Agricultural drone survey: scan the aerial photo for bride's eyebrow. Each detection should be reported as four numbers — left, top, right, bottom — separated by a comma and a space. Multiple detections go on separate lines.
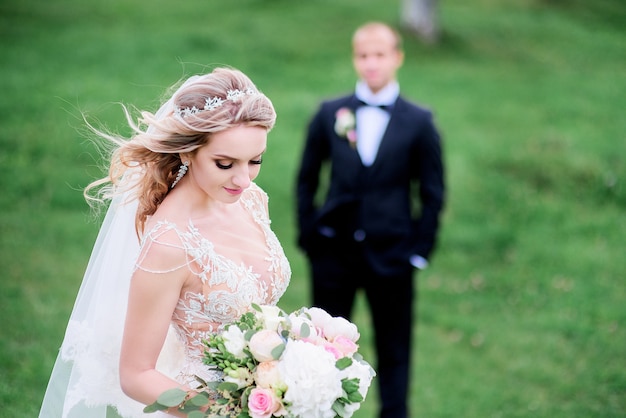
213, 153, 235, 159
212, 151, 265, 160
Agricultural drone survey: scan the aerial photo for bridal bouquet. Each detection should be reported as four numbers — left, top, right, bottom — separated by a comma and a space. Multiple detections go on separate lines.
145, 304, 375, 418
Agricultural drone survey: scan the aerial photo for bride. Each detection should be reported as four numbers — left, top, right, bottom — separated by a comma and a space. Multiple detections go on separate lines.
38, 67, 291, 417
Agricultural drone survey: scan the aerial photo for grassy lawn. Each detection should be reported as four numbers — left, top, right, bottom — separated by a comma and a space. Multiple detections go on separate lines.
1, 0, 624, 416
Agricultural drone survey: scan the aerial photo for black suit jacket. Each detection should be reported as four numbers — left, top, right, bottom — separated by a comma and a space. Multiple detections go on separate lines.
296, 93, 445, 276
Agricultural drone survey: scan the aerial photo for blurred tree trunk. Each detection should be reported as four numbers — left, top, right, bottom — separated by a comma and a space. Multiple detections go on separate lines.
401, 0, 440, 43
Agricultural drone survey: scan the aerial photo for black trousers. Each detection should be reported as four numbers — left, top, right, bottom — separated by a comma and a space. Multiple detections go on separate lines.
309, 243, 415, 418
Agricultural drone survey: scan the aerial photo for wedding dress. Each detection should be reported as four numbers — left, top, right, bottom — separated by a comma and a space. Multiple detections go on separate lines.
38, 182, 291, 418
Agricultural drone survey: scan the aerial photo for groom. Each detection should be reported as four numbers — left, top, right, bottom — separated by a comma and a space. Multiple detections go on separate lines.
295, 22, 445, 417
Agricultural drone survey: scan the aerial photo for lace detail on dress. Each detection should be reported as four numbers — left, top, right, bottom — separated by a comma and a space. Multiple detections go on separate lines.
135, 183, 291, 385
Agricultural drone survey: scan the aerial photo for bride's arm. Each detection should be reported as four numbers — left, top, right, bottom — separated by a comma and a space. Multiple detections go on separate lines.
119, 237, 190, 415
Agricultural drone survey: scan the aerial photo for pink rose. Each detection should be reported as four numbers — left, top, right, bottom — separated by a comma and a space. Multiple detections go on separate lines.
249, 330, 284, 362
346, 129, 357, 144
323, 342, 343, 360
332, 335, 358, 357
248, 387, 285, 418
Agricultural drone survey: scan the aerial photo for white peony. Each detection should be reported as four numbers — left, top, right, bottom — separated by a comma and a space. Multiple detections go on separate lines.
323, 316, 360, 342
306, 307, 333, 330
278, 340, 343, 418
222, 325, 247, 359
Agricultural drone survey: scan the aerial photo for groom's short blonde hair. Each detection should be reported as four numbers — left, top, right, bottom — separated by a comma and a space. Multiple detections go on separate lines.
353, 22, 404, 52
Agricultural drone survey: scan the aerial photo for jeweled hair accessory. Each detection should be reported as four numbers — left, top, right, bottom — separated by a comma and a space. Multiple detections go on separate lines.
174, 88, 257, 117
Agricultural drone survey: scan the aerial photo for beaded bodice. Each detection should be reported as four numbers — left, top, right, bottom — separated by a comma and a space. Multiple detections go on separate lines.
135, 183, 291, 363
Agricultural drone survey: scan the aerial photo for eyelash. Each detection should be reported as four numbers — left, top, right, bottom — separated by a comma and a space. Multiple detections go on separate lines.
215, 159, 263, 170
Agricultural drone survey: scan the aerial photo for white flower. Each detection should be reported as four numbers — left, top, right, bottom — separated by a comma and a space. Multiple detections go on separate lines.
336, 359, 376, 417
222, 325, 247, 359
154, 306, 374, 418
286, 312, 317, 339
306, 307, 333, 330
256, 305, 284, 331
324, 316, 360, 343
334, 108, 356, 136
249, 329, 284, 362
278, 340, 343, 418
334, 107, 357, 148
340, 358, 376, 400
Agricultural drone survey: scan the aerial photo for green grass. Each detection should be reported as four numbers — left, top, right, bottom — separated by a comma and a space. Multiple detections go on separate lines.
1, 0, 625, 416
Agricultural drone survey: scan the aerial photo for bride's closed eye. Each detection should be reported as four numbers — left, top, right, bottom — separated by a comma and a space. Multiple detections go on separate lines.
216, 161, 233, 169
215, 158, 263, 170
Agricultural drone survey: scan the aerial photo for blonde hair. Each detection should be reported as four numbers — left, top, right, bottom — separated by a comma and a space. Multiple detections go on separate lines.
353, 21, 403, 51
84, 67, 276, 235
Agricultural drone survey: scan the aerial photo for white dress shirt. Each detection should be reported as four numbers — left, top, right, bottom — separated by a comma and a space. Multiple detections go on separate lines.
355, 80, 400, 166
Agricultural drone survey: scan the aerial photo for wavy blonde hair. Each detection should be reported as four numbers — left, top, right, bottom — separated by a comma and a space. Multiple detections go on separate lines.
84, 67, 276, 235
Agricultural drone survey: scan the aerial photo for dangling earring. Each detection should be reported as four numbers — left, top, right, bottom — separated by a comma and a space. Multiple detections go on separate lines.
171, 161, 189, 188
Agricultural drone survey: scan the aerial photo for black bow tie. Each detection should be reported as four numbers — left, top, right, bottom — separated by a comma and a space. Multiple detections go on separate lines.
357, 100, 393, 112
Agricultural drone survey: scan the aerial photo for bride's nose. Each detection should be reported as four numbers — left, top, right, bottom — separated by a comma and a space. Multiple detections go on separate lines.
231, 166, 251, 189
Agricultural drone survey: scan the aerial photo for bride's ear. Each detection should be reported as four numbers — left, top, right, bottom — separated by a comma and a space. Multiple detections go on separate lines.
178, 153, 191, 164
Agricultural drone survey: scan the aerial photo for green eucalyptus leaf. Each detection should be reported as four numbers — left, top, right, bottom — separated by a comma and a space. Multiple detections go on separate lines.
205, 381, 221, 390
156, 388, 188, 407
300, 322, 311, 338
143, 402, 168, 413
187, 392, 210, 406
217, 381, 240, 392
244, 329, 256, 341
271, 342, 286, 359
179, 404, 201, 413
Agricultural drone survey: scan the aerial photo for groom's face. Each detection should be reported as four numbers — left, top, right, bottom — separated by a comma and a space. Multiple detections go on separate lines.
352, 26, 404, 93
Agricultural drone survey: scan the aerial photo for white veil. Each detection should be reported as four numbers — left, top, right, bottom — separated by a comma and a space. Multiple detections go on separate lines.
39, 194, 144, 418
37, 77, 200, 418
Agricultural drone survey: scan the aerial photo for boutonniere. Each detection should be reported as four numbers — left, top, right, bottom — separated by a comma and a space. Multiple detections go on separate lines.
334, 107, 357, 149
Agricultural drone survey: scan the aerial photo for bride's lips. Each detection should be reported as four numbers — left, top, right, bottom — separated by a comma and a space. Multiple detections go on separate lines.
225, 187, 243, 195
